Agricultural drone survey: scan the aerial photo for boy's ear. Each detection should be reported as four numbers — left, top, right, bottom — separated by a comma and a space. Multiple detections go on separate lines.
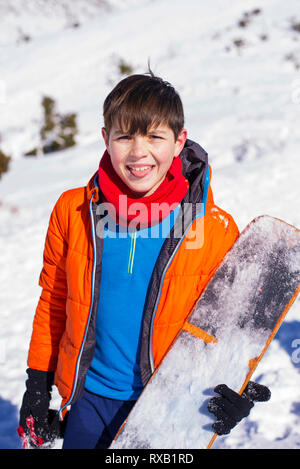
101, 127, 109, 150
174, 128, 187, 156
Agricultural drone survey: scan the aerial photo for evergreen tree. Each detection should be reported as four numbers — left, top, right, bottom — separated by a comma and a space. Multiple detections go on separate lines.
0, 148, 11, 179
25, 96, 78, 157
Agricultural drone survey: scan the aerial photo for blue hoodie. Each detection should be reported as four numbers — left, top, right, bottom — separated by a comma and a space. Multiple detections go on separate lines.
85, 205, 180, 400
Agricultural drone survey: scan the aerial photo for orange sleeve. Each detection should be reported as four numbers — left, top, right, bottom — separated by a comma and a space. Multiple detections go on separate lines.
27, 194, 68, 371
206, 209, 240, 282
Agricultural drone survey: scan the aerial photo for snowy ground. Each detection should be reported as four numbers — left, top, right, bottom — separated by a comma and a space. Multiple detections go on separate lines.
0, 0, 299, 449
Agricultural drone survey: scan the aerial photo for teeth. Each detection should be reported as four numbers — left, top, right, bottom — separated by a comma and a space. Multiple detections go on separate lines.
129, 166, 152, 171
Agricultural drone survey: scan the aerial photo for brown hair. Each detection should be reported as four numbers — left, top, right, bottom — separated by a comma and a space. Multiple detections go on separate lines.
103, 71, 184, 141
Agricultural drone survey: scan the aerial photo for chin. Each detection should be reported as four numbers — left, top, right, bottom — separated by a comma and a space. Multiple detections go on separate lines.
126, 180, 154, 194
130, 187, 151, 196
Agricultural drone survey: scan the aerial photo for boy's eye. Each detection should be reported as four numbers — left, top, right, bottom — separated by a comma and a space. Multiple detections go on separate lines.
149, 135, 162, 139
117, 135, 131, 140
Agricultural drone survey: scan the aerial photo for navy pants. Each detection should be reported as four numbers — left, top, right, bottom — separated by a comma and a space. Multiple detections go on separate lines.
62, 389, 136, 449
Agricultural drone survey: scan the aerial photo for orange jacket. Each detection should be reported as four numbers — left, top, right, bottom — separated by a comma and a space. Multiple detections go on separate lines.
27, 140, 239, 418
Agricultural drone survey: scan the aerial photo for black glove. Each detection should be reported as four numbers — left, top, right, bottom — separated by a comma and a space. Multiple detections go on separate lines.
207, 381, 271, 435
17, 368, 60, 448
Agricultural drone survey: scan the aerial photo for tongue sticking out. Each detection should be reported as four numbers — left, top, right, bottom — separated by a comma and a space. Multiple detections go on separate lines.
127, 166, 154, 178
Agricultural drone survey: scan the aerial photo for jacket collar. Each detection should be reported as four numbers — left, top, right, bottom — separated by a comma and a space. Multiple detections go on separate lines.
180, 139, 209, 205
86, 170, 100, 202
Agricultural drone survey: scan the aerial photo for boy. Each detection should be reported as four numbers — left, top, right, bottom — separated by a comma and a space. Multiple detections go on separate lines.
18, 72, 270, 449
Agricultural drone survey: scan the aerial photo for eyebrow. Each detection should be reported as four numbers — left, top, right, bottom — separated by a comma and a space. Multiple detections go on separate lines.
112, 129, 126, 136
112, 127, 168, 137
148, 128, 168, 135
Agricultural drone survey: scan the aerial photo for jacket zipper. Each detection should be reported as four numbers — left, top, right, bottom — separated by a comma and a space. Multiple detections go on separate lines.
128, 229, 137, 274
148, 165, 210, 373
58, 194, 97, 419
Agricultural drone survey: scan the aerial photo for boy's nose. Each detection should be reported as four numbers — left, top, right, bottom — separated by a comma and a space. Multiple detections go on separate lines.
129, 136, 148, 158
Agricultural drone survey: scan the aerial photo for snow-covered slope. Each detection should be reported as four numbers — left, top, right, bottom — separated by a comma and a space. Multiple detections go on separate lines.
0, 0, 299, 449
0, 0, 153, 46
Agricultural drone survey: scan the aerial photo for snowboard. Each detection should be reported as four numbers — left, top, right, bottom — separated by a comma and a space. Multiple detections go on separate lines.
110, 215, 300, 449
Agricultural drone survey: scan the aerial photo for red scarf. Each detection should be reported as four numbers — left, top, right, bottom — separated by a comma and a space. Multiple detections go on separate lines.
98, 150, 189, 228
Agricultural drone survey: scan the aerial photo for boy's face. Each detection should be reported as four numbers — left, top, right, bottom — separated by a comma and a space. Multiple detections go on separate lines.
101, 124, 187, 196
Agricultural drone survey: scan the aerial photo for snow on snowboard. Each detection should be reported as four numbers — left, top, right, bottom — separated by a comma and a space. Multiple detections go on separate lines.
110, 215, 300, 449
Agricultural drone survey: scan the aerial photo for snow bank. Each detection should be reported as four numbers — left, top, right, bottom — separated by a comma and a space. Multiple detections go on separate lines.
0, 0, 299, 449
